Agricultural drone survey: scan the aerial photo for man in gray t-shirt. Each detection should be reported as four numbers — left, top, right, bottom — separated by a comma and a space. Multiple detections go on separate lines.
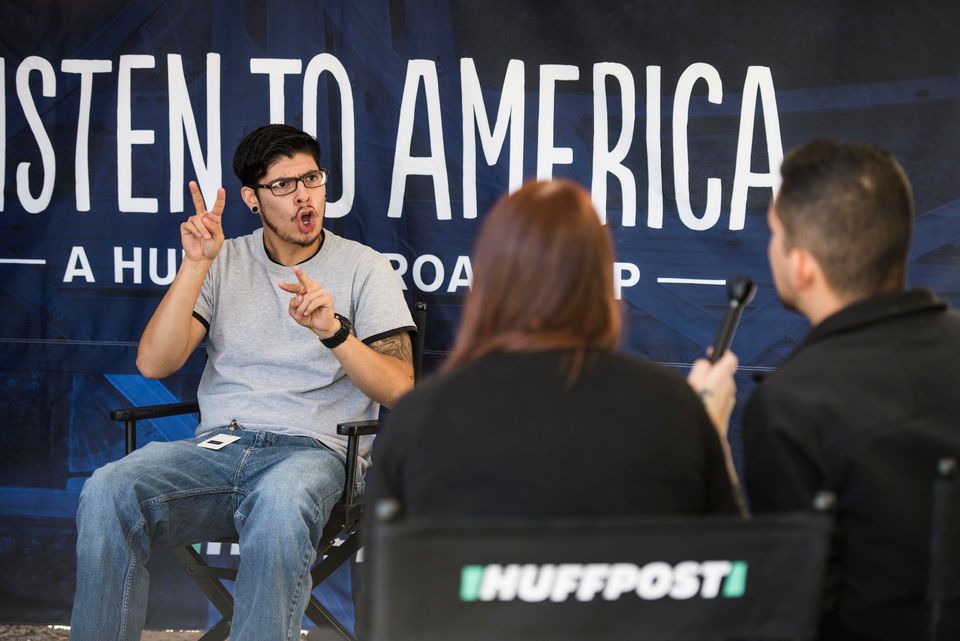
70, 125, 414, 641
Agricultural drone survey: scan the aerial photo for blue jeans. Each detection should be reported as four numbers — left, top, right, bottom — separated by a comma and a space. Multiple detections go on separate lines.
70, 426, 346, 641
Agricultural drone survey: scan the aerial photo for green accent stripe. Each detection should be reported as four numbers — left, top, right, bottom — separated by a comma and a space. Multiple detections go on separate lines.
722, 561, 748, 598
460, 565, 484, 601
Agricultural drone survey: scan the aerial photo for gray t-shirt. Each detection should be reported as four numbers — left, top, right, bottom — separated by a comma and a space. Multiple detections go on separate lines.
193, 228, 414, 470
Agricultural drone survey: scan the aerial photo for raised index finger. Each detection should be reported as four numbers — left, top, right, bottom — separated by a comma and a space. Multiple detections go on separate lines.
293, 266, 312, 287
188, 181, 208, 216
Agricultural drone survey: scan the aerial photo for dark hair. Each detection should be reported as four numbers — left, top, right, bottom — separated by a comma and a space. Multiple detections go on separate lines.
775, 139, 914, 297
232, 124, 322, 185
444, 180, 621, 371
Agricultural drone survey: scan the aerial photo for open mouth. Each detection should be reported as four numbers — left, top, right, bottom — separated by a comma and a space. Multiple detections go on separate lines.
296, 209, 316, 234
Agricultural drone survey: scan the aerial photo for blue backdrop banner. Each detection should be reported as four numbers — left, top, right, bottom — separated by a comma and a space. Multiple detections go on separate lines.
1, 0, 958, 627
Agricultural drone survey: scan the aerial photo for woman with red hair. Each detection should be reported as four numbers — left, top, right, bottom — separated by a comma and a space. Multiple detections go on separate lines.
368, 180, 739, 517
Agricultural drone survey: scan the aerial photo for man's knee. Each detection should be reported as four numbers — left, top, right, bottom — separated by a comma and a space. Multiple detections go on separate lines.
77, 459, 142, 523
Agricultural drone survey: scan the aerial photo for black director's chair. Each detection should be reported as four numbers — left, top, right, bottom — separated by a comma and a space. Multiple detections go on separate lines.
366, 493, 835, 641
110, 302, 426, 641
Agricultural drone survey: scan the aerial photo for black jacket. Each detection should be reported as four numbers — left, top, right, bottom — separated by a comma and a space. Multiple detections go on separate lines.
369, 349, 738, 518
743, 288, 960, 641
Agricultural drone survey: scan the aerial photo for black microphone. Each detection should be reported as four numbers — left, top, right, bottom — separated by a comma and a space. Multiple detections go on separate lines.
710, 276, 757, 363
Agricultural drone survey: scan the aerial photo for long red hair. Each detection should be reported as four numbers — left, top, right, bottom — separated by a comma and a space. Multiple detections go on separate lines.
444, 180, 621, 371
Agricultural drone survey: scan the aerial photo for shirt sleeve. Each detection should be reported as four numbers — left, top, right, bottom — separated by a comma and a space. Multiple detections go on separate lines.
351, 252, 416, 342
743, 384, 826, 512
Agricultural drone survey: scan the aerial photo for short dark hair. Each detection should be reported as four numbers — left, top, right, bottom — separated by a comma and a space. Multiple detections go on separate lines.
232, 124, 322, 186
775, 139, 914, 297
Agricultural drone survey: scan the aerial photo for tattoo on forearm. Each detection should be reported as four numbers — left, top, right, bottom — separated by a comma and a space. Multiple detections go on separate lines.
371, 333, 412, 363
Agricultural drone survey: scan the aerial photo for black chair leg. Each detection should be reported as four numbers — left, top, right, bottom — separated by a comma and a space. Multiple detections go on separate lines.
306, 529, 363, 640
171, 545, 234, 641
305, 597, 359, 641
198, 618, 232, 641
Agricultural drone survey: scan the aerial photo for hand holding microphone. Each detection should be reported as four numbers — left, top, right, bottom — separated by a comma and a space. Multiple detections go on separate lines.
710, 275, 757, 363
688, 276, 755, 502
688, 276, 756, 435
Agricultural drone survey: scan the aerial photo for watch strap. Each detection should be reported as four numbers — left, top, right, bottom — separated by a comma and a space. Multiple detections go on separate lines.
320, 313, 352, 349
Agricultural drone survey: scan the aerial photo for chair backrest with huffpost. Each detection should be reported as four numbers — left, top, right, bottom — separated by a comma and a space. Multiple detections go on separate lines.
367, 496, 834, 641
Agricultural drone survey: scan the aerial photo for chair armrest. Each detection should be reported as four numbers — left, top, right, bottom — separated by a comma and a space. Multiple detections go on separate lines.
336, 419, 381, 437
111, 401, 200, 455
337, 419, 382, 506
111, 401, 200, 422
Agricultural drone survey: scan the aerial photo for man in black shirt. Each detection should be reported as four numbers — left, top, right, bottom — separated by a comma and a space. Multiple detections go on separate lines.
743, 139, 960, 641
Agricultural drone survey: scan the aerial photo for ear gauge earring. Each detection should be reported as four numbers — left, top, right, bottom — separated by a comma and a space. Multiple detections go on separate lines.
252, 206, 259, 214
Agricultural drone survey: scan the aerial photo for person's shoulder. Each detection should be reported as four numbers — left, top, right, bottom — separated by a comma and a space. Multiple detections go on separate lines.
384, 367, 461, 436
392, 356, 501, 413
324, 230, 389, 263
743, 359, 818, 441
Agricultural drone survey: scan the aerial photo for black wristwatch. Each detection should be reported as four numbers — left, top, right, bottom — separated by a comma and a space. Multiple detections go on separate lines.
320, 313, 352, 349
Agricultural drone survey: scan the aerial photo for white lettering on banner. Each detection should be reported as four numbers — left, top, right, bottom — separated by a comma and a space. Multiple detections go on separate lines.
117, 55, 157, 213
168, 54, 221, 214
384, 253, 640, 299
673, 63, 724, 231
113, 246, 187, 284
63, 246, 95, 283
61, 59, 113, 212
16, 56, 57, 214
592, 63, 636, 226
461, 58, 525, 219
645, 66, 664, 229
536, 64, 579, 180
60, 245, 183, 285
114, 246, 142, 284
387, 252, 475, 293
148, 247, 178, 285
447, 255, 473, 292
411, 254, 444, 292
614, 262, 641, 300
302, 53, 355, 218
388, 60, 452, 220
1, 54, 781, 233
249, 58, 303, 124
730, 66, 783, 230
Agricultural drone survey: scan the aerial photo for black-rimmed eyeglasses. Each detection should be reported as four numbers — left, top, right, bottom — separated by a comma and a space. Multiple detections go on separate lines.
250, 169, 328, 197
